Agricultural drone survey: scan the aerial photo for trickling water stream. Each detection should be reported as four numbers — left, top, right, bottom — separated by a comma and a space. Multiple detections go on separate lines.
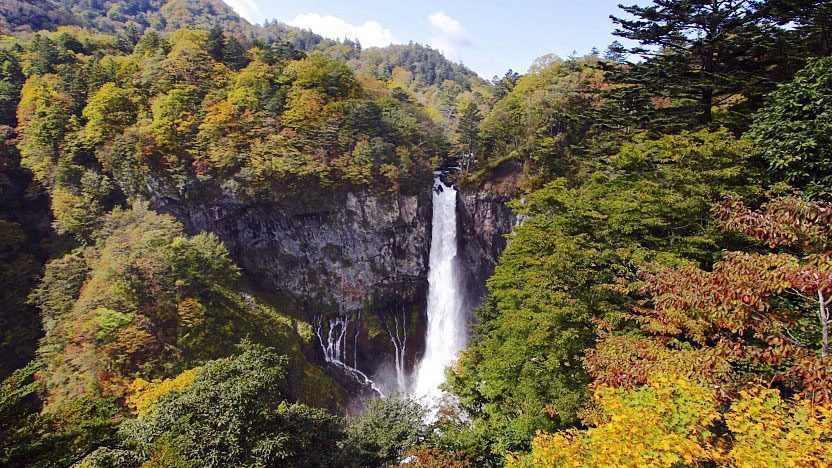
412, 175, 467, 410
315, 315, 385, 397
386, 311, 409, 393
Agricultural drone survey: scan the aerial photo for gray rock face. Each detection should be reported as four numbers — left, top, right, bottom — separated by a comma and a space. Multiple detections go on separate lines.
457, 187, 517, 310
156, 190, 432, 319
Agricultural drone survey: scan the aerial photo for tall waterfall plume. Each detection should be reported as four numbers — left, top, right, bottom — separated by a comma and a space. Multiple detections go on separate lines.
412, 175, 467, 408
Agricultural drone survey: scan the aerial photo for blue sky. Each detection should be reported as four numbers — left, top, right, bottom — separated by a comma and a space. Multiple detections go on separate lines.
224, 0, 636, 79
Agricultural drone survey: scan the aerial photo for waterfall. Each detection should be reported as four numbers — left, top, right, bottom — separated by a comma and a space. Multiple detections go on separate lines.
412, 175, 467, 410
315, 315, 384, 397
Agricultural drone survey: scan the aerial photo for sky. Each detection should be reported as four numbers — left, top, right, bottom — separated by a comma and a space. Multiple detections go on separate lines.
223, 0, 636, 79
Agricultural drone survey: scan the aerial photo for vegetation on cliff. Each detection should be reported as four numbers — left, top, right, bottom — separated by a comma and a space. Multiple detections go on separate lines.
11, 26, 444, 242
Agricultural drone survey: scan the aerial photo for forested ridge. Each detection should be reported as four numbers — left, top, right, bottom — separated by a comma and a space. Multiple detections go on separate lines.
2, 0, 832, 467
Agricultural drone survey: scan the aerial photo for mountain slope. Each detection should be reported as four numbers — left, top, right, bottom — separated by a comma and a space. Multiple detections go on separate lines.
1, 0, 251, 35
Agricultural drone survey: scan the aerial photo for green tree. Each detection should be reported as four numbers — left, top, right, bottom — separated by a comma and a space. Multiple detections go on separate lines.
82, 82, 137, 145
477, 57, 603, 179
16, 73, 76, 187
611, 0, 792, 125
284, 52, 359, 100
457, 101, 481, 169
0, 362, 42, 465
748, 57, 832, 197
115, 342, 347, 468
0, 220, 41, 377
0, 48, 24, 126
205, 24, 226, 62
1, 363, 120, 468
492, 69, 520, 100
771, 0, 832, 56
344, 397, 428, 466
448, 129, 756, 459
222, 36, 248, 71
23, 34, 61, 76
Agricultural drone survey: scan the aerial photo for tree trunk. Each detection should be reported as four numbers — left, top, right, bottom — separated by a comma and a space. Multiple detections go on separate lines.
699, 42, 715, 125
701, 87, 713, 125
819, 290, 829, 357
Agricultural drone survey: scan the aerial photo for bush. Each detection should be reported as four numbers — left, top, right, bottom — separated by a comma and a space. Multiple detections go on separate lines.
118, 342, 347, 467
344, 397, 428, 466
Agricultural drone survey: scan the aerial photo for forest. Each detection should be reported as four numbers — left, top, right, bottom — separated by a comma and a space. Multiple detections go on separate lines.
1, 0, 832, 467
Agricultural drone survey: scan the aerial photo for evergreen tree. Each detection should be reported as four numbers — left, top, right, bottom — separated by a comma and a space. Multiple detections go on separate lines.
771, 0, 832, 55
134, 30, 165, 56
115, 23, 141, 53
206, 24, 226, 62
0, 49, 23, 126
610, 0, 792, 125
492, 69, 520, 100
603, 40, 626, 64
265, 41, 305, 65
223, 36, 248, 70
457, 102, 481, 170
25, 34, 60, 76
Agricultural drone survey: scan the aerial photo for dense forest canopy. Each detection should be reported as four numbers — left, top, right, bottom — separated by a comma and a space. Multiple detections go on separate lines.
2, 0, 832, 467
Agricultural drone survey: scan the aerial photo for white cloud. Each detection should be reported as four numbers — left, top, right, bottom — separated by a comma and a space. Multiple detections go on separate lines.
427, 11, 472, 59
428, 11, 465, 37
288, 13, 396, 48
224, 0, 262, 24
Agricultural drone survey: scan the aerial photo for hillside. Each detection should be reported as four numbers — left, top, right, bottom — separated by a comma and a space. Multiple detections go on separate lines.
1, 0, 246, 35
1, 0, 489, 139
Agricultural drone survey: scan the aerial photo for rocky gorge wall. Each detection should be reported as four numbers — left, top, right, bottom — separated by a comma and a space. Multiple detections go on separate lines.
457, 160, 522, 313
457, 188, 517, 311
153, 175, 517, 396
154, 189, 430, 394
158, 190, 432, 319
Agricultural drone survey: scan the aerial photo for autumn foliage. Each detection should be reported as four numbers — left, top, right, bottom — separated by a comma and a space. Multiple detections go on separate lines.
526, 195, 832, 465
513, 374, 832, 467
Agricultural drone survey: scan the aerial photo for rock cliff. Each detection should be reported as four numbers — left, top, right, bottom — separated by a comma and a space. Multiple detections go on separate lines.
154, 189, 431, 393
457, 160, 521, 311
157, 190, 432, 319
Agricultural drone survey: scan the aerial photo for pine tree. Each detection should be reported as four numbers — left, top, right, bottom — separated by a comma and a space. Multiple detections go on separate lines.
206, 24, 226, 62
25, 34, 60, 75
457, 102, 481, 170
223, 36, 248, 71
492, 69, 520, 100
771, 0, 832, 55
610, 0, 792, 125
603, 40, 626, 64
115, 23, 140, 53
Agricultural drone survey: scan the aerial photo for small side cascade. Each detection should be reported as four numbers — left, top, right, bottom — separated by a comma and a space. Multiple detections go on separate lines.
314, 315, 384, 397
384, 310, 408, 393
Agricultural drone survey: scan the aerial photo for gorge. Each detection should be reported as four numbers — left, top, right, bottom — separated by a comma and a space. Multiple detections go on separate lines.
153, 170, 516, 403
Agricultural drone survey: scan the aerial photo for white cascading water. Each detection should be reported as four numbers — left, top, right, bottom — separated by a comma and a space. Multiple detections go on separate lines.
315, 315, 385, 397
412, 175, 467, 410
